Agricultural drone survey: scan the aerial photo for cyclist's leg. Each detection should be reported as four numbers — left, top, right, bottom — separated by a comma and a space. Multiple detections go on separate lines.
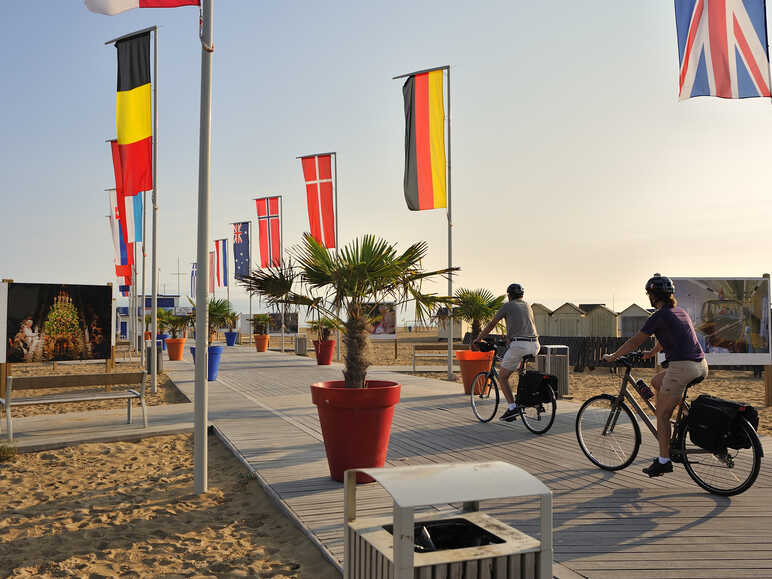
656, 361, 707, 458
499, 341, 527, 404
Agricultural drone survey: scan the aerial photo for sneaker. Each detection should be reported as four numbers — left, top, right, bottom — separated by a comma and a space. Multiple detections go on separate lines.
642, 458, 673, 477
499, 407, 519, 422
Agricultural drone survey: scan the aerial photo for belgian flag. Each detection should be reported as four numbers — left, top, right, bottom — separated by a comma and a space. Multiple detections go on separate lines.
115, 31, 152, 197
402, 70, 446, 211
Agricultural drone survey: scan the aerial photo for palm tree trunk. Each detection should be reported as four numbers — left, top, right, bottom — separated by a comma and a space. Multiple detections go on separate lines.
342, 313, 370, 387
472, 320, 481, 338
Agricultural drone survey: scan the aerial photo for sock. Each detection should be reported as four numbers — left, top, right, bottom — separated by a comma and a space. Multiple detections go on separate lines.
508, 403, 517, 411
658, 456, 670, 464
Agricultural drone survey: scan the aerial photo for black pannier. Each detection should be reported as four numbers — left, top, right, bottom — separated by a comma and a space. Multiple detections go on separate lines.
516, 371, 556, 406
688, 394, 758, 451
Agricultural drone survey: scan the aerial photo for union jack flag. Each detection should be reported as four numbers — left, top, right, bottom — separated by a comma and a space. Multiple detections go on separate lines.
675, 0, 771, 99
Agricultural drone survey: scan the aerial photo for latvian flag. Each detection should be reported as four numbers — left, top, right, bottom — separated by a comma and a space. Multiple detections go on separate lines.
214, 239, 228, 287
300, 154, 335, 248
115, 32, 153, 199
402, 69, 447, 210
85, 0, 199, 15
255, 196, 282, 267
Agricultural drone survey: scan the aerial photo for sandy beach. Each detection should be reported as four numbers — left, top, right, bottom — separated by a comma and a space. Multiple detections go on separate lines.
0, 433, 340, 578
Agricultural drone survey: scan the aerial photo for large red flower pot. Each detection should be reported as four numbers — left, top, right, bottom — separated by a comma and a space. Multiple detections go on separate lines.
310, 380, 401, 483
456, 350, 495, 395
313, 340, 336, 365
254, 334, 269, 352
166, 337, 186, 361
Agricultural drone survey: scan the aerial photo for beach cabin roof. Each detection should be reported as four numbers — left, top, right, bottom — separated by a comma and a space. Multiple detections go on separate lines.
531, 303, 552, 314
579, 303, 605, 313
584, 304, 617, 317
619, 303, 651, 317
551, 302, 585, 316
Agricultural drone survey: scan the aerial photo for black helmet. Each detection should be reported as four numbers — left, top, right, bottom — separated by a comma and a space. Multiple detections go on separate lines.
645, 273, 674, 296
507, 283, 524, 298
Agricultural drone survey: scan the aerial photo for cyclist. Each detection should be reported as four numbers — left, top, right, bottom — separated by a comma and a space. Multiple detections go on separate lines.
474, 283, 540, 422
602, 274, 708, 477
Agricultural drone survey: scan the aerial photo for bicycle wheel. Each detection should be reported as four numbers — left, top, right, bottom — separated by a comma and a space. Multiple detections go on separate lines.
681, 418, 762, 496
470, 372, 499, 422
576, 394, 641, 470
519, 384, 556, 435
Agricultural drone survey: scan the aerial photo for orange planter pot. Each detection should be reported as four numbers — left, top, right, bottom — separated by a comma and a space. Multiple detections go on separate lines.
166, 337, 186, 361
144, 331, 152, 341
254, 334, 269, 352
456, 350, 495, 395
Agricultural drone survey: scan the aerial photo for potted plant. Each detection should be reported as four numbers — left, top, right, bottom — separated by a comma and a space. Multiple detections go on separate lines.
156, 309, 172, 352
223, 311, 240, 347
143, 314, 152, 341
165, 314, 190, 361
252, 314, 271, 352
308, 316, 342, 365
453, 288, 505, 395
189, 298, 230, 381
241, 234, 454, 482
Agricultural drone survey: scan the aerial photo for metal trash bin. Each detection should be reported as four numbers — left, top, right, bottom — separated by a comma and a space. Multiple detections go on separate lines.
537, 345, 569, 397
295, 334, 308, 356
344, 461, 552, 578
145, 341, 164, 373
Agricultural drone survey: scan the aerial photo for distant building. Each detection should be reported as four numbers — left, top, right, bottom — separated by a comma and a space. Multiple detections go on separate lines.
531, 303, 552, 336
618, 304, 651, 337
550, 303, 586, 337
583, 304, 618, 337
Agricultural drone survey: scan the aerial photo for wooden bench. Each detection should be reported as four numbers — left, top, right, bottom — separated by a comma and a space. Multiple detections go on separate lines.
1, 371, 147, 441
411, 343, 470, 371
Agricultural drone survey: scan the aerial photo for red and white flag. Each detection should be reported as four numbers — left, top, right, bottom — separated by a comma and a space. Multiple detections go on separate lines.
255, 196, 282, 267
85, 0, 199, 15
300, 154, 335, 248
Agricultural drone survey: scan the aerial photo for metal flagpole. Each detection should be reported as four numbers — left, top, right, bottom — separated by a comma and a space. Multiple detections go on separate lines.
280, 195, 285, 353
194, 0, 214, 495
249, 220, 253, 343
446, 66, 453, 381
150, 27, 159, 394
334, 153, 341, 361
141, 190, 147, 367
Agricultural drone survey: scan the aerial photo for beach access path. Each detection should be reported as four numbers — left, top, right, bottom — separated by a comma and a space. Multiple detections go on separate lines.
7, 345, 772, 578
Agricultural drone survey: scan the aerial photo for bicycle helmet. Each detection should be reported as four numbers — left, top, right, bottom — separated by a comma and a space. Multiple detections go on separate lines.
507, 283, 524, 298
645, 273, 675, 296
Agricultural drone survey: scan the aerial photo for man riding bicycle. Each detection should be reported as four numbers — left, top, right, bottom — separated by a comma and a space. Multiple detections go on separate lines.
474, 283, 540, 422
602, 274, 709, 477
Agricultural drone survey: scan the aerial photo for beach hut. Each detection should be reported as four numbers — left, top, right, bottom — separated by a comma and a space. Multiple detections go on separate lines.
618, 303, 651, 337
531, 303, 552, 336
550, 303, 585, 336
580, 304, 618, 337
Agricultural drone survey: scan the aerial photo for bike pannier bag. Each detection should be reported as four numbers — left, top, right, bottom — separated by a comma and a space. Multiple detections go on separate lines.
688, 394, 758, 451
516, 371, 555, 405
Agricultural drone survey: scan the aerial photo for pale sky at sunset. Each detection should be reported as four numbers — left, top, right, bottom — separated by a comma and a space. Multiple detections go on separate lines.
2, 1, 771, 319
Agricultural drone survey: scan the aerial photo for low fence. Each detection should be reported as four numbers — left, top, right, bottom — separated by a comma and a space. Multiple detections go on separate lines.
538, 336, 655, 372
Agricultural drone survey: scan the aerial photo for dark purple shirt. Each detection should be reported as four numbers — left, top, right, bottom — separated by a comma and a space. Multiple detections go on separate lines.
640, 306, 704, 363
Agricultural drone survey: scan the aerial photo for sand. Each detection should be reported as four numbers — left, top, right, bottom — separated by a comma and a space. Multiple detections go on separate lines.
0, 433, 340, 579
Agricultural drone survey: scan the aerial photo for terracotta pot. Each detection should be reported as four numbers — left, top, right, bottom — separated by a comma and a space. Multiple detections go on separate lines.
254, 334, 269, 352
313, 339, 336, 365
166, 337, 186, 361
456, 350, 495, 395
144, 331, 152, 341
310, 380, 401, 483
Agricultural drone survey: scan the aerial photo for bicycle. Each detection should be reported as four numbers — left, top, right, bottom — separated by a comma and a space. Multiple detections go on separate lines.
575, 351, 763, 496
470, 337, 556, 434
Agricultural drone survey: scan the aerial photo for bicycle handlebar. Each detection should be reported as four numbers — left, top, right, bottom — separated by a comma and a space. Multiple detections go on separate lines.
603, 351, 645, 368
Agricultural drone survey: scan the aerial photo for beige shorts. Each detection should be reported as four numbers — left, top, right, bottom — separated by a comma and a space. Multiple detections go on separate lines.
501, 339, 540, 371
660, 359, 709, 398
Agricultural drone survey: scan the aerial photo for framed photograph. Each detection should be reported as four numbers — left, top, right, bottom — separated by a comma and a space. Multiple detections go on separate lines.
268, 312, 298, 335
365, 302, 396, 340
5, 282, 113, 363
672, 277, 770, 365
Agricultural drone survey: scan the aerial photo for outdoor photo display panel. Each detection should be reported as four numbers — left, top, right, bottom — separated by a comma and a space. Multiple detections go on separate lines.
365, 302, 396, 340
5, 283, 112, 362
673, 277, 770, 365
268, 312, 298, 334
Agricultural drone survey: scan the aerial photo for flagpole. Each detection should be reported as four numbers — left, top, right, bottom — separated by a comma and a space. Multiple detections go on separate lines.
149, 26, 159, 394
280, 195, 285, 353
141, 191, 147, 367
194, 0, 214, 495
333, 152, 341, 362
249, 220, 253, 344
446, 65, 453, 381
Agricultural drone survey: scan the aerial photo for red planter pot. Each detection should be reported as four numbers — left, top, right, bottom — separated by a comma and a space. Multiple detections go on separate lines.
310, 380, 401, 483
166, 337, 186, 361
456, 350, 495, 395
313, 340, 336, 365
254, 334, 269, 352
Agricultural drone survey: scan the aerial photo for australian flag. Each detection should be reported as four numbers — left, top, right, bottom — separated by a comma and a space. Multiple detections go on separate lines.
233, 221, 251, 279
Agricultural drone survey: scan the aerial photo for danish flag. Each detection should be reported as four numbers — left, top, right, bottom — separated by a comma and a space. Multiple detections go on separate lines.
255, 196, 282, 267
676, 0, 771, 99
300, 154, 336, 248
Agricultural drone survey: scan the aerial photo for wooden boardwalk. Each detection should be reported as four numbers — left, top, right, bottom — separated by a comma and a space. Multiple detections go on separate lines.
165, 347, 772, 579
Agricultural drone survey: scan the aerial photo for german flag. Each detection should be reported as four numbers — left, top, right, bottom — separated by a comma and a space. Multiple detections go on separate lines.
402, 70, 446, 211
115, 31, 152, 197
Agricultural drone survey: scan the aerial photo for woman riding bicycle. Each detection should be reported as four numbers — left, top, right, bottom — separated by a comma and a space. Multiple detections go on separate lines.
602, 274, 708, 477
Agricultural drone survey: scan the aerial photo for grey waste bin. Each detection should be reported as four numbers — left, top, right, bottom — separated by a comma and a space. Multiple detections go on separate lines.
537, 345, 569, 397
344, 462, 553, 579
146, 341, 164, 373
295, 334, 308, 356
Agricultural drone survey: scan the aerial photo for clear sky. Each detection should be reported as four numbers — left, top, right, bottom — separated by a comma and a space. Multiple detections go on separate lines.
2, 1, 771, 319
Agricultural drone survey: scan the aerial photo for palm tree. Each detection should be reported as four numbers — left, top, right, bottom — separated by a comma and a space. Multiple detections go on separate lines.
453, 288, 505, 338
188, 297, 234, 341
240, 234, 455, 388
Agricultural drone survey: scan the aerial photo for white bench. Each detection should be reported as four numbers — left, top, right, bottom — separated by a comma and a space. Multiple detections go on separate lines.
1, 371, 147, 441
411, 343, 470, 371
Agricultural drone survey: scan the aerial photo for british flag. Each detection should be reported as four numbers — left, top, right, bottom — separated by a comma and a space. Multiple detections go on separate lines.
675, 0, 771, 99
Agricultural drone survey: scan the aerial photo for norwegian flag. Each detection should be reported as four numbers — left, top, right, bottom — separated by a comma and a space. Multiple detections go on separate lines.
255, 196, 282, 267
676, 0, 771, 99
300, 154, 336, 248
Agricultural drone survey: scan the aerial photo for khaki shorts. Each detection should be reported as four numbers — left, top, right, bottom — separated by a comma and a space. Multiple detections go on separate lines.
501, 339, 540, 371
660, 359, 709, 398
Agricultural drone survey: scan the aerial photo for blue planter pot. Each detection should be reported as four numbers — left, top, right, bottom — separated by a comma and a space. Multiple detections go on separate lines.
224, 331, 239, 347
157, 333, 170, 351
189, 345, 224, 381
